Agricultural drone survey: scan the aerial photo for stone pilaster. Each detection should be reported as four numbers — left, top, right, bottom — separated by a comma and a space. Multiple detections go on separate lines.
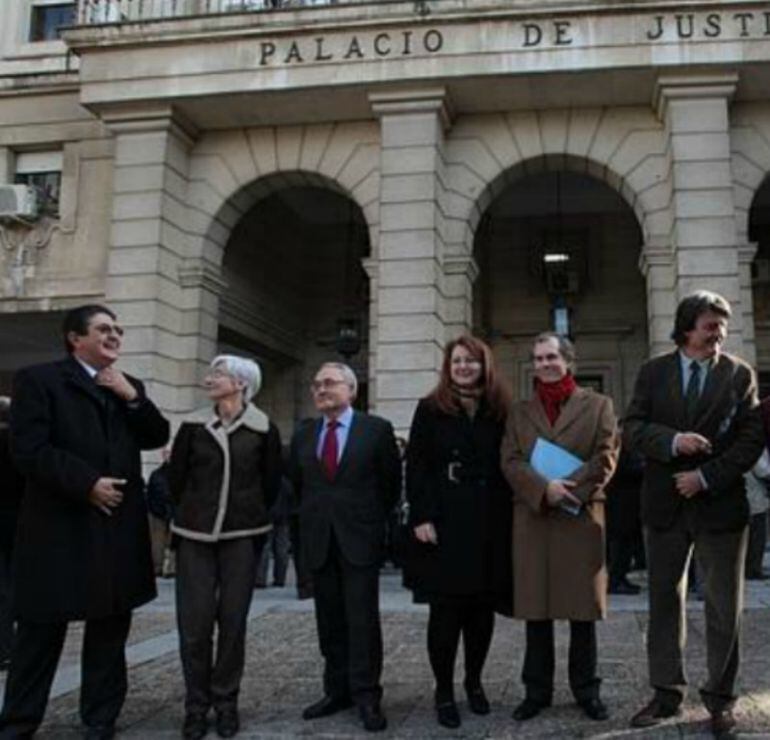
654, 74, 749, 356
103, 105, 220, 415
369, 88, 455, 432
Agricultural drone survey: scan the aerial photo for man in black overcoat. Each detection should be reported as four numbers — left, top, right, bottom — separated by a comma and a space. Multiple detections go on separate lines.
624, 291, 764, 735
0, 304, 169, 739
290, 362, 400, 733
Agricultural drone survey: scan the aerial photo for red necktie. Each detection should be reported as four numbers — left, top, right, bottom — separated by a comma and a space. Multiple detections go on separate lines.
321, 419, 339, 481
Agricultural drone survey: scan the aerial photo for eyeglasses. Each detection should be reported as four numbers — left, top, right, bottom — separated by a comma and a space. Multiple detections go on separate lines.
310, 379, 347, 392
92, 323, 124, 337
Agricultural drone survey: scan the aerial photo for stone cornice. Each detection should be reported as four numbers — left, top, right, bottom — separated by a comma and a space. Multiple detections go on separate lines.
369, 88, 453, 130
653, 72, 739, 119
101, 104, 199, 147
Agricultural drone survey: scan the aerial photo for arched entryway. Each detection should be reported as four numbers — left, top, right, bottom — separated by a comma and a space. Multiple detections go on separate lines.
748, 175, 770, 398
473, 166, 648, 411
216, 175, 370, 437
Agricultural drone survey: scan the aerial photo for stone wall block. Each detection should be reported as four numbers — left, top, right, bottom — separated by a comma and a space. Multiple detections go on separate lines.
378, 230, 437, 260
675, 218, 737, 249
539, 108, 570, 154
380, 201, 436, 230
506, 110, 543, 162
380, 146, 437, 176
379, 285, 439, 314
565, 108, 604, 158
275, 124, 304, 171
668, 99, 728, 133
376, 341, 443, 371
673, 189, 734, 219
670, 132, 730, 161
677, 248, 738, 276
378, 258, 438, 287
299, 123, 335, 172
245, 128, 278, 175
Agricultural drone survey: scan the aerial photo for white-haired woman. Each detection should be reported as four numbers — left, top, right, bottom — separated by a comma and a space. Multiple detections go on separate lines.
169, 355, 282, 740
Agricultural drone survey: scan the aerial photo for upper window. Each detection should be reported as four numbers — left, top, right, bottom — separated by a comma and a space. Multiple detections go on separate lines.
29, 3, 76, 42
14, 150, 63, 217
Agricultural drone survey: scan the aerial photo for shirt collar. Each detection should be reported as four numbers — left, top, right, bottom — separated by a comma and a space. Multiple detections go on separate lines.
74, 356, 99, 379
678, 350, 713, 373
324, 405, 354, 429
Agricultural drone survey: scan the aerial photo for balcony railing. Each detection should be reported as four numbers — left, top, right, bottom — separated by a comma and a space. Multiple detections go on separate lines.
75, 0, 374, 24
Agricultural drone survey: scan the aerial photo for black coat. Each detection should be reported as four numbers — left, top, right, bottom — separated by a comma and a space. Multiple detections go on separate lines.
0, 425, 24, 555
9, 357, 169, 621
624, 351, 764, 532
290, 411, 401, 570
405, 398, 513, 613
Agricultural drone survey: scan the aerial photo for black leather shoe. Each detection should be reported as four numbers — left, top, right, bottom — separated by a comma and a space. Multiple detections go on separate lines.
710, 708, 737, 736
359, 703, 387, 732
579, 697, 609, 721
215, 707, 239, 737
512, 698, 549, 721
465, 685, 490, 715
302, 695, 353, 720
182, 713, 208, 740
630, 697, 681, 728
83, 726, 115, 740
436, 701, 461, 728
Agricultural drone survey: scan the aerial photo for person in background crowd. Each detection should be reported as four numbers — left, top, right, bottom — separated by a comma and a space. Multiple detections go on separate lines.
0, 397, 23, 671
255, 448, 293, 588
146, 447, 175, 577
605, 444, 644, 595
744, 447, 769, 580
0, 304, 169, 740
501, 332, 619, 723
624, 291, 764, 736
290, 362, 401, 733
405, 335, 513, 729
169, 355, 282, 740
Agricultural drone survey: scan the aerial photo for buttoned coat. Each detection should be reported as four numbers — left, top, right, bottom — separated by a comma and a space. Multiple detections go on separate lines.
405, 398, 513, 613
290, 410, 401, 570
624, 351, 764, 532
501, 387, 618, 621
9, 356, 169, 622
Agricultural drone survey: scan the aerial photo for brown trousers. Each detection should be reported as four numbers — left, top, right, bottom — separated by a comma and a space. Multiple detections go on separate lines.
646, 508, 748, 713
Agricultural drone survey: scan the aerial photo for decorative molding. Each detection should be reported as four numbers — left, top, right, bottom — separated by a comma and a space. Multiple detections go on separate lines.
102, 104, 199, 149
653, 73, 739, 121
442, 254, 479, 282
0, 216, 60, 296
369, 87, 454, 131
737, 241, 758, 264
638, 244, 674, 276
177, 261, 228, 293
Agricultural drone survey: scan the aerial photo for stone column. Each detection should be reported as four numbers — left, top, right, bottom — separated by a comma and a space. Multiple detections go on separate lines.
369, 88, 458, 433
103, 105, 222, 416
654, 74, 750, 357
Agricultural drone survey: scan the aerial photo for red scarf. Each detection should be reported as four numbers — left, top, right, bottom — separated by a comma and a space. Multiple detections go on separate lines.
535, 374, 578, 426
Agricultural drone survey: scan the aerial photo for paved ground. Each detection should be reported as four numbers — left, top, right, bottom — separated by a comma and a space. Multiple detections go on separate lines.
4, 561, 770, 739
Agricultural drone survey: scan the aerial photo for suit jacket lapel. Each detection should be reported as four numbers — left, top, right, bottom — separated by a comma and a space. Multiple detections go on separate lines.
693, 355, 731, 429
522, 397, 552, 438
665, 352, 686, 425
61, 357, 107, 410
552, 388, 586, 437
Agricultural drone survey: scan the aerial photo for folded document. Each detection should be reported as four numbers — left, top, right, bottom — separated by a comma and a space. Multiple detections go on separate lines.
530, 437, 584, 516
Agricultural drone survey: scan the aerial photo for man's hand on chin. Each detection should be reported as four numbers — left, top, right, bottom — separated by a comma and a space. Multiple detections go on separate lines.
674, 470, 704, 498
96, 366, 138, 402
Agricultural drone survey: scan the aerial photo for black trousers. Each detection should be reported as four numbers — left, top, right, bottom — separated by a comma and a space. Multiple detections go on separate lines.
0, 612, 132, 737
745, 513, 768, 577
312, 532, 382, 705
176, 536, 261, 716
522, 620, 599, 704
427, 602, 494, 703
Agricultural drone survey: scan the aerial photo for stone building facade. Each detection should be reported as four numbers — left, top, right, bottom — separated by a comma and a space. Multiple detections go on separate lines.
1, 0, 769, 438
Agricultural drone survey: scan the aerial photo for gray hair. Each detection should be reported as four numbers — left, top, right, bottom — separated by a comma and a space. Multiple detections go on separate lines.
532, 331, 577, 371
318, 362, 358, 397
211, 355, 262, 401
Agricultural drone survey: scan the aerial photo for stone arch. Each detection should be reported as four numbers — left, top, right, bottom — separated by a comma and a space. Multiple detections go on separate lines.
183, 122, 381, 270
439, 109, 670, 260
731, 103, 770, 243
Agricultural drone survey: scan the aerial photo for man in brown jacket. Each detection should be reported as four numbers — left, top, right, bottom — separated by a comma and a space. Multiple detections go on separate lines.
624, 291, 764, 735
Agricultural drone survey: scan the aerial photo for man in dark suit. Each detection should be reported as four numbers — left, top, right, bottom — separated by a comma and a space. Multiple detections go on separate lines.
290, 362, 400, 733
624, 291, 764, 735
0, 304, 169, 739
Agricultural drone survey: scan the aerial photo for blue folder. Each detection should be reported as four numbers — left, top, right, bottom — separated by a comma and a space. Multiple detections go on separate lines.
530, 437, 584, 515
